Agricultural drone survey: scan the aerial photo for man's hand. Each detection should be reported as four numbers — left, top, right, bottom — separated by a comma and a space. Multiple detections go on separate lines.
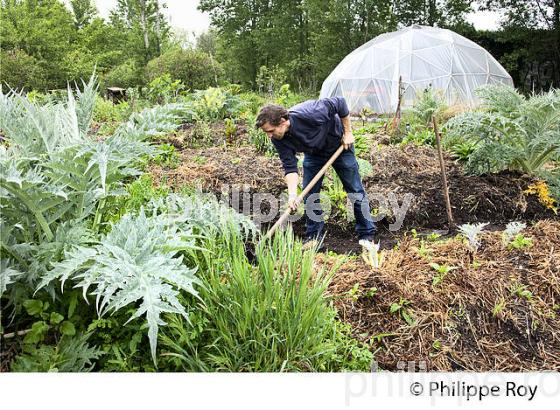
288, 193, 301, 212
342, 131, 355, 150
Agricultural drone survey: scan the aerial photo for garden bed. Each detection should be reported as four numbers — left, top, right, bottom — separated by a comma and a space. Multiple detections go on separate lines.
145, 123, 560, 372
323, 220, 560, 371
149, 143, 557, 249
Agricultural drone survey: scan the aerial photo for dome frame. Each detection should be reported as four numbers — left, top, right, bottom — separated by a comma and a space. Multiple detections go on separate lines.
320, 25, 514, 114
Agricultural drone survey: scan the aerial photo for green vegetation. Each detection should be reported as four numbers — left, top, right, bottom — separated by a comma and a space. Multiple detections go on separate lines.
444, 85, 560, 200
1, 78, 373, 372
1, 0, 559, 376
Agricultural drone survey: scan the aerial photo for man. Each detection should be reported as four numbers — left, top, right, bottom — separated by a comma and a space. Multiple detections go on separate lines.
255, 97, 376, 248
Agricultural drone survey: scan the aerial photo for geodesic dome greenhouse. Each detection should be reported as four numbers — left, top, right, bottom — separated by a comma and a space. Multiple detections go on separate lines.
320, 25, 514, 114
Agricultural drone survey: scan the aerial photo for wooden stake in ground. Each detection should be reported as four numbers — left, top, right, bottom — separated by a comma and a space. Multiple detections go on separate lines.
393, 76, 403, 131
385, 76, 404, 134
432, 115, 455, 229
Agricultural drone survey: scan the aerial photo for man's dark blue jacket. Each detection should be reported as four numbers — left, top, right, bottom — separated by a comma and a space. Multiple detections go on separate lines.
271, 97, 350, 175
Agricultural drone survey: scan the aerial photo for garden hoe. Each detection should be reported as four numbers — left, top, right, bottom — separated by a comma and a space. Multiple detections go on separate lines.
263, 144, 345, 240
244, 145, 345, 264
248, 144, 384, 269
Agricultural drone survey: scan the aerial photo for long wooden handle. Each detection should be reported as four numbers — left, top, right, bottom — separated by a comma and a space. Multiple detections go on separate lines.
264, 145, 345, 240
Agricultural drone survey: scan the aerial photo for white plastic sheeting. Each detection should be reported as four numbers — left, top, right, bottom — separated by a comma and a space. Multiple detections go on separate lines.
320, 25, 514, 114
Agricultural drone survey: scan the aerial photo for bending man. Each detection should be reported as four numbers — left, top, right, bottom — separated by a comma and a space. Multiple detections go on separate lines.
255, 97, 376, 248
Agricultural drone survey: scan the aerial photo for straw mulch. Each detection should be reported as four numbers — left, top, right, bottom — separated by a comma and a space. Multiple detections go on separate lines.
323, 220, 560, 371
149, 146, 285, 195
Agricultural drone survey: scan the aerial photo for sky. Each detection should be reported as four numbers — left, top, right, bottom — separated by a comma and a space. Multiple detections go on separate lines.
92, 0, 211, 34
89, 0, 502, 34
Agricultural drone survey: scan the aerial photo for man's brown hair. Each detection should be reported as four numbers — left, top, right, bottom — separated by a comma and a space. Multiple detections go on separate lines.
255, 104, 289, 129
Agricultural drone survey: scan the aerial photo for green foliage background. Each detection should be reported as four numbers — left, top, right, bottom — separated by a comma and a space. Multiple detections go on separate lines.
1, 1, 559, 93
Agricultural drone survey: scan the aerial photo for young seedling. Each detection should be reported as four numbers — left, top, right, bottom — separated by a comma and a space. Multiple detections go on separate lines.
429, 339, 443, 357
492, 297, 507, 317
193, 155, 207, 165
415, 240, 432, 259
348, 283, 378, 301
359, 239, 383, 268
359, 107, 374, 126
429, 262, 457, 286
365, 287, 378, 298
427, 232, 441, 242
348, 283, 361, 301
389, 298, 415, 326
369, 332, 396, 345
501, 221, 534, 250
502, 221, 527, 244
510, 283, 533, 301
458, 222, 489, 251
507, 234, 534, 250
224, 118, 237, 145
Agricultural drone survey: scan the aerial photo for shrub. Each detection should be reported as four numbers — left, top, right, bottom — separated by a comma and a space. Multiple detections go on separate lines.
145, 74, 185, 105
256, 65, 287, 95
413, 87, 447, 125
145, 48, 223, 91
190, 87, 245, 121
189, 121, 213, 147
92, 96, 131, 124
444, 85, 560, 198
103, 59, 143, 88
0, 49, 48, 91
238, 92, 266, 117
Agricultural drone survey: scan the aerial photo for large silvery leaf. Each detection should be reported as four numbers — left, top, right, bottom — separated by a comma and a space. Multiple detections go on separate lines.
38, 210, 201, 363
116, 103, 186, 142
74, 73, 98, 135
0, 259, 24, 296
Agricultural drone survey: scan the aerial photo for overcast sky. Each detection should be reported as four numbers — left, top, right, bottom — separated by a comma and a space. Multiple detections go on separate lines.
89, 0, 501, 34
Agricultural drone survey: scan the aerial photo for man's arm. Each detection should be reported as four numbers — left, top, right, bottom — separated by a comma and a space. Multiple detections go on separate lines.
340, 115, 354, 150
270, 139, 300, 211
285, 172, 300, 211
324, 97, 354, 150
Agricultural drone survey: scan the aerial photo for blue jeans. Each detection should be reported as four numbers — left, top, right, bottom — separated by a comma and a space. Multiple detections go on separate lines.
302, 148, 376, 240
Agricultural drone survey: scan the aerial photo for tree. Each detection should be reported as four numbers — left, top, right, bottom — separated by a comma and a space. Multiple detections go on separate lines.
196, 29, 218, 56
70, 0, 97, 29
392, 0, 473, 27
305, 0, 396, 86
110, 0, 170, 65
199, 0, 473, 90
479, 0, 560, 89
145, 48, 223, 89
1, 0, 78, 89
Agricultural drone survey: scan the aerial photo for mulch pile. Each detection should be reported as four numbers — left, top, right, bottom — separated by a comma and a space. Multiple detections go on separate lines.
322, 220, 560, 371
362, 144, 556, 228
150, 144, 556, 236
149, 146, 285, 195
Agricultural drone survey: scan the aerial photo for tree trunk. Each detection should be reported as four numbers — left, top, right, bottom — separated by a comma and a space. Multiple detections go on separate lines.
139, 0, 149, 59
155, 0, 161, 56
